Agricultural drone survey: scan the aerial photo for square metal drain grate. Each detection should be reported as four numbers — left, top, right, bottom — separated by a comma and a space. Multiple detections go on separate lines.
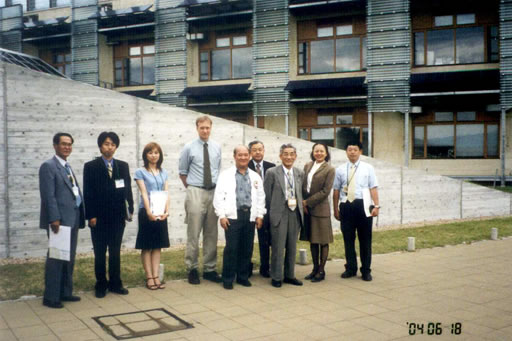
92, 308, 193, 340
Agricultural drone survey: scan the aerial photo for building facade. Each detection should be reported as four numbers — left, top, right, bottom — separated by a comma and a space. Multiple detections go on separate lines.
1, 0, 511, 180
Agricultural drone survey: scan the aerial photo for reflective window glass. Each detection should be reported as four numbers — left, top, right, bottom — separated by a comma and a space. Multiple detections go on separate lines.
211, 49, 230, 80
128, 58, 142, 85
129, 47, 141, 56
434, 15, 453, 27
312, 128, 334, 146
142, 56, 154, 85
336, 127, 360, 150
311, 40, 334, 73
414, 126, 424, 157
487, 124, 499, 157
299, 128, 309, 140
456, 14, 475, 25
457, 112, 476, 121
435, 112, 454, 122
337, 115, 353, 124
317, 27, 333, 37
216, 38, 230, 47
456, 124, 484, 157
336, 37, 360, 71
415, 32, 425, 65
427, 29, 454, 65
232, 47, 251, 78
336, 25, 353, 36
143, 45, 155, 54
427, 125, 454, 158
456, 27, 484, 64
317, 116, 333, 125
233, 36, 247, 46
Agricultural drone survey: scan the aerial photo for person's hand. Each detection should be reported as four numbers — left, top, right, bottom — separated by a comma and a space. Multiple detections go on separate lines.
302, 200, 309, 215
371, 207, 379, 217
220, 218, 230, 230
161, 212, 169, 219
50, 220, 60, 233
255, 217, 263, 229
147, 211, 158, 221
89, 218, 97, 228
334, 208, 340, 221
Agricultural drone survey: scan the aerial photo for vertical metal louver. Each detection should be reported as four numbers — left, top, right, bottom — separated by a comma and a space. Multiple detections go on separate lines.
500, 0, 512, 110
252, 0, 289, 119
155, 0, 187, 107
71, 0, 99, 85
366, 0, 410, 113
0, 5, 22, 53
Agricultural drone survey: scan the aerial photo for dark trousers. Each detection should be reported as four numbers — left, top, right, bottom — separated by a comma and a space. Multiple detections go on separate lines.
90, 222, 125, 290
256, 214, 271, 273
222, 209, 255, 283
44, 209, 79, 303
340, 200, 373, 275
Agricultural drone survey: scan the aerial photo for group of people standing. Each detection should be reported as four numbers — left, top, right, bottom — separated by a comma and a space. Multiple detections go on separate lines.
38, 115, 379, 308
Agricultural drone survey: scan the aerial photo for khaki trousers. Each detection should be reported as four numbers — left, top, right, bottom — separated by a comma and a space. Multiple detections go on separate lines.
184, 186, 218, 272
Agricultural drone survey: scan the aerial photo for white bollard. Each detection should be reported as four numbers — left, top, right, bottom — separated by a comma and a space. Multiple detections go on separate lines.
159, 263, 164, 282
407, 237, 415, 251
299, 249, 307, 265
491, 228, 498, 240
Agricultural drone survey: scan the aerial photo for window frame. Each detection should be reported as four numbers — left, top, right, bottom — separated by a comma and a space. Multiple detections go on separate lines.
413, 13, 498, 67
198, 30, 252, 81
113, 41, 155, 87
412, 110, 500, 159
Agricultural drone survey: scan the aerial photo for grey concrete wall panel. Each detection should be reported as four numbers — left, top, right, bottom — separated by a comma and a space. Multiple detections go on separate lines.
0, 62, 510, 257
253, 0, 289, 117
367, 0, 410, 113
500, 0, 512, 109
0, 5, 22, 53
155, 0, 187, 106
71, 0, 98, 86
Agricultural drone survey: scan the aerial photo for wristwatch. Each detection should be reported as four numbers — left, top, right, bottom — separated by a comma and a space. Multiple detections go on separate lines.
374, 205, 380, 209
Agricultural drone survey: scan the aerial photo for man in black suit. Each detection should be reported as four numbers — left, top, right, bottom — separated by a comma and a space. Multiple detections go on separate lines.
83, 132, 134, 298
247, 140, 275, 278
39, 133, 85, 308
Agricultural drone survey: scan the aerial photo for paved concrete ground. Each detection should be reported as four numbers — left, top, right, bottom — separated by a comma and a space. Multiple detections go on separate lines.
0, 238, 511, 341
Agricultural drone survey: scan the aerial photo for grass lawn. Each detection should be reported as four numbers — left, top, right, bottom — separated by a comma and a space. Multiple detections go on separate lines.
1, 216, 511, 301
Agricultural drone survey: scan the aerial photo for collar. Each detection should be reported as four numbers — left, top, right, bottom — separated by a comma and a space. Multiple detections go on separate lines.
282, 165, 293, 175
253, 160, 262, 167
198, 138, 209, 145
101, 156, 113, 167
55, 155, 67, 168
349, 159, 361, 167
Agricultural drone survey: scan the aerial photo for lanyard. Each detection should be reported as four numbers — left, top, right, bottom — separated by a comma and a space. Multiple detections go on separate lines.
346, 162, 359, 187
285, 170, 294, 190
149, 169, 164, 190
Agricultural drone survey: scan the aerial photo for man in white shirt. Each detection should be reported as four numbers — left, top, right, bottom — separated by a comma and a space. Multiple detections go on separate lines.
213, 145, 266, 289
247, 140, 275, 278
333, 141, 380, 281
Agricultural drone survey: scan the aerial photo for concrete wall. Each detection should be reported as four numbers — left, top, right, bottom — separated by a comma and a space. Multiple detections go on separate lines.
373, 112, 403, 165
0, 62, 510, 258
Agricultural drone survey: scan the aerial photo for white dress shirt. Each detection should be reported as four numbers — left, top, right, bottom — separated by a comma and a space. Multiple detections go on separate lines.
307, 161, 324, 193
333, 159, 378, 203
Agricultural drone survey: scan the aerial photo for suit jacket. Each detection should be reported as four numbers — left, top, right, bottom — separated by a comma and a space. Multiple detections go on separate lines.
248, 160, 275, 179
302, 161, 335, 218
83, 157, 134, 226
39, 156, 85, 230
264, 165, 304, 229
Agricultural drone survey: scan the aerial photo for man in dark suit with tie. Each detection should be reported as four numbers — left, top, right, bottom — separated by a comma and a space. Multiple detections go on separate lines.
83, 131, 134, 298
247, 140, 275, 278
39, 132, 85, 308
264, 144, 305, 288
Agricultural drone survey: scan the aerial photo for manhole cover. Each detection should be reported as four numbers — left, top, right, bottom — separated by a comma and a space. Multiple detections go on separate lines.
92, 308, 193, 340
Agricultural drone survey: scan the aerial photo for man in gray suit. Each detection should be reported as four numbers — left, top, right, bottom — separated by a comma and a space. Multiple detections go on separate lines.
264, 144, 305, 288
39, 133, 85, 308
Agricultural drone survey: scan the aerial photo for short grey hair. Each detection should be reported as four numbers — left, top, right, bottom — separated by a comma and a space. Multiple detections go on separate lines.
248, 140, 264, 150
233, 145, 250, 156
279, 143, 296, 155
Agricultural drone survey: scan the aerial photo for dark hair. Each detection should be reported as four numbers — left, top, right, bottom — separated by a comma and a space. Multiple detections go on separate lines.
344, 141, 363, 151
53, 132, 74, 145
195, 115, 212, 127
97, 131, 120, 148
279, 143, 296, 155
248, 140, 264, 150
142, 142, 164, 170
310, 143, 330, 162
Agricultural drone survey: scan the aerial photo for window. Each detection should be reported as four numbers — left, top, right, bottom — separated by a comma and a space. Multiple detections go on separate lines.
25, 0, 70, 11
114, 42, 155, 87
413, 110, 499, 159
199, 31, 252, 81
414, 13, 497, 66
298, 21, 366, 74
298, 108, 369, 155
39, 49, 71, 78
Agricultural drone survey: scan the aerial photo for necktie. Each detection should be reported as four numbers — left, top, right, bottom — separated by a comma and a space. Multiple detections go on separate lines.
203, 143, 212, 189
107, 162, 113, 179
66, 163, 82, 207
347, 164, 356, 202
287, 170, 294, 199
256, 163, 262, 178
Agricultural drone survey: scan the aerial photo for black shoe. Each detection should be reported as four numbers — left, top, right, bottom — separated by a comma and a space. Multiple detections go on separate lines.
95, 289, 106, 298
188, 269, 200, 285
311, 271, 325, 283
304, 270, 317, 280
62, 295, 81, 302
283, 277, 303, 286
341, 271, 357, 279
110, 287, 129, 295
259, 269, 270, 278
43, 299, 63, 309
223, 282, 233, 290
362, 273, 373, 281
271, 279, 282, 288
236, 279, 252, 287
203, 271, 222, 283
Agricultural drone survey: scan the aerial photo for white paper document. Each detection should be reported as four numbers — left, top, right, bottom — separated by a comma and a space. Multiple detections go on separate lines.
362, 188, 372, 218
150, 191, 168, 216
49, 225, 71, 261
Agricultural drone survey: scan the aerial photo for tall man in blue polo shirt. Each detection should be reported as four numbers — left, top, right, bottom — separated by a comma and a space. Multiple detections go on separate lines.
333, 141, 380, 281
179, 116, 222, 285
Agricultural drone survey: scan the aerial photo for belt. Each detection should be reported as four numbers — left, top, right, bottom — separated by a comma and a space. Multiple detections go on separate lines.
238, 206, 251, 212
190, 185, 216, 190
